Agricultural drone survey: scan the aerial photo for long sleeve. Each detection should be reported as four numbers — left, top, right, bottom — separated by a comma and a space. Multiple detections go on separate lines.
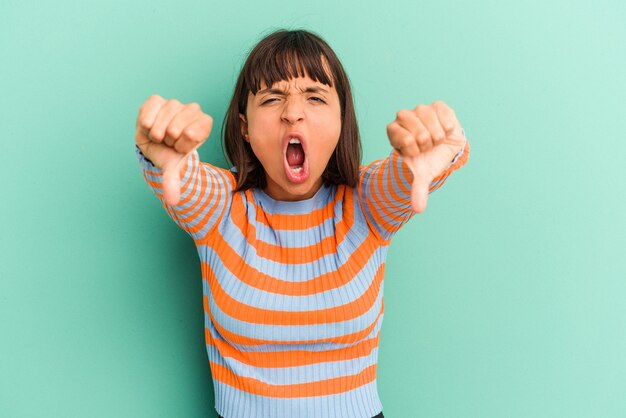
357, 136, 470, 241
135, 145, 235, 242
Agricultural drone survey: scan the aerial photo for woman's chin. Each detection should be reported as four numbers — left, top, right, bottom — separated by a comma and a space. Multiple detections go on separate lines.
266, 174, 323, 202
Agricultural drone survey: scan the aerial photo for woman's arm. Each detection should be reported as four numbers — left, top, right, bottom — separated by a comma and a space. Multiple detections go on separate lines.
136, 146, 234, 242
134, 94, 234, 242
357, 137, 469, 241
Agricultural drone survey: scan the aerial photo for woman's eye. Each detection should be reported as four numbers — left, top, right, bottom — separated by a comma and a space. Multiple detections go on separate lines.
261, 97, 325, 105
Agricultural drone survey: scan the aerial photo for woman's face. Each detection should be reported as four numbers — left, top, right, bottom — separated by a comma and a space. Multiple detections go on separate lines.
240, 74, 342, 201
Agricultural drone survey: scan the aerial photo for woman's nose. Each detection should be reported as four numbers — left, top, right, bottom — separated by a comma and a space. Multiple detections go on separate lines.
280, 99, 304, 124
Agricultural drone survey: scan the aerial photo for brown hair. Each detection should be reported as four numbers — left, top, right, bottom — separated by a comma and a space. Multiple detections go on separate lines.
221, 29, 362, 191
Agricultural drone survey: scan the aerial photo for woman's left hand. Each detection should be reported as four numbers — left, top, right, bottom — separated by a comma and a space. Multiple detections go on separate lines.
386, 100, 467, 213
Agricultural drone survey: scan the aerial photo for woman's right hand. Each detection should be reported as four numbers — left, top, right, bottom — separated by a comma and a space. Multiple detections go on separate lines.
135, 94, 213, 206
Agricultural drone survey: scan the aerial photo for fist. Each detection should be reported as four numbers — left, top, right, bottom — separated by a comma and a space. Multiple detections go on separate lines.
386, 100, 467, 213
135, 94, 213, 205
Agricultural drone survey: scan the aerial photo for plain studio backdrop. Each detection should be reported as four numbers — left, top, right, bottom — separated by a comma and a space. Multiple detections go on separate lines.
1, 0, 625, 417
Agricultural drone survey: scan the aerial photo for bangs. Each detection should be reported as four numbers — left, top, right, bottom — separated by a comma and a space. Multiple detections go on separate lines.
244, 32, 335, 94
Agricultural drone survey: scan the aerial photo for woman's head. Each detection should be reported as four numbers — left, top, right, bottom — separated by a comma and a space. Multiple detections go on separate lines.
222, 29, 361, 200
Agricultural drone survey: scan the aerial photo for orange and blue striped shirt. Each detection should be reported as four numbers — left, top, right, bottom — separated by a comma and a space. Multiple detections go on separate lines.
136, 137, 469, 418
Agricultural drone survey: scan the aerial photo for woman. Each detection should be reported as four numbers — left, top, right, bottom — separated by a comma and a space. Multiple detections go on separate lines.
135, 28, 469, 418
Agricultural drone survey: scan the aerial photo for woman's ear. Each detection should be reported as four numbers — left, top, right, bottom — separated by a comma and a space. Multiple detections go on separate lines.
239, 113, 249, 142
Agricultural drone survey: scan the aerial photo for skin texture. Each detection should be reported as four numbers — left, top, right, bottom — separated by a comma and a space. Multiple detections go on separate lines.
239, 75, 342, 202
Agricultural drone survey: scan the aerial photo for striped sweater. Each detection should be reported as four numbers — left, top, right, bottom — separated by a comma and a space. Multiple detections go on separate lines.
136, 137, 469, 418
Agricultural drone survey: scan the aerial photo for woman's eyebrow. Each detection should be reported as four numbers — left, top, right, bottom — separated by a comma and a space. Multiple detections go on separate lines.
257, 86, 329, 95
300, 86, 329, 94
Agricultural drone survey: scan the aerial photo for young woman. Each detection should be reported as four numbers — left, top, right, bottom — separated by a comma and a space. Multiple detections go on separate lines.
135, 29, 469, 418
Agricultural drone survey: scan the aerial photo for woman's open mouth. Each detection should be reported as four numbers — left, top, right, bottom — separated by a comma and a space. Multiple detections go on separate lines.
284, 136, 309, 183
